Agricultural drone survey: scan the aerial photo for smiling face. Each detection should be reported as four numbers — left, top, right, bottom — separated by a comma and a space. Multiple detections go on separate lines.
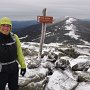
0, 24, 11, 35
0, 17, 12, 35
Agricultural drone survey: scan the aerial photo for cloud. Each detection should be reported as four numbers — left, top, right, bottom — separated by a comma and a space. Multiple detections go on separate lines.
0, 0, 90, 20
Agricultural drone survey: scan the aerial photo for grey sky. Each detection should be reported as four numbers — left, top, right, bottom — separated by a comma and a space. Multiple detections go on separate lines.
0, 0, 90, 20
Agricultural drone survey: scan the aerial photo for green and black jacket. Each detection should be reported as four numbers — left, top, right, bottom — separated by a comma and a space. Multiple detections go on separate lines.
0, 32, 26, 68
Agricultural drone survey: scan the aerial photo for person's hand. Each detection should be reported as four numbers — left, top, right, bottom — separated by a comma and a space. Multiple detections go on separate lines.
20, 68, 26, 76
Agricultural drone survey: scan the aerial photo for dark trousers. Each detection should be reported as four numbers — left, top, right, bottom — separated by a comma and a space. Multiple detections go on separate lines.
0, 62, 19, 90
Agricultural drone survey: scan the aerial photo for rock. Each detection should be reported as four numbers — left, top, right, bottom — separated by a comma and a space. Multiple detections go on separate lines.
45, 70, 78, 90
19, 67, 48, 90
75, 82, 90, 90
19, 77, 48, 90
27, 58, 41, 69
41, 61, 55, 70
48, 52, 58, 62
64, 68, 78, 81
72, 61, 90, 71
76, 71, 90, 82
55, 59, 70, 70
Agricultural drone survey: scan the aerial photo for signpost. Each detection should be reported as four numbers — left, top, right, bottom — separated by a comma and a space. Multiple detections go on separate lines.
37, 8, 53, 60
37, 16, 53, 23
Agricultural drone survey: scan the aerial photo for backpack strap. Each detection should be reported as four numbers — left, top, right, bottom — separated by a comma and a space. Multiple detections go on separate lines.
10, 32, 16, 42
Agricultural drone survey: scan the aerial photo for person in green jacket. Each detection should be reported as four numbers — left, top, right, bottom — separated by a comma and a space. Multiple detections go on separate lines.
0, 17, 26, 90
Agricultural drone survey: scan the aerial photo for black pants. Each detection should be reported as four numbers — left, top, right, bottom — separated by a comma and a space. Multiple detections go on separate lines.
0, 62, 19, 90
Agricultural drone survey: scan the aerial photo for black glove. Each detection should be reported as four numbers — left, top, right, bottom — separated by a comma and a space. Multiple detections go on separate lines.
20, 68, 26, 76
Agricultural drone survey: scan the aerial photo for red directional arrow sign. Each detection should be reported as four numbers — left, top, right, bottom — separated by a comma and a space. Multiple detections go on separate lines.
37, 16, 53, 23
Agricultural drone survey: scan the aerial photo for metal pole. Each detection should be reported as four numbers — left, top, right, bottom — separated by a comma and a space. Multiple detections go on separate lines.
38, 8, 47, 60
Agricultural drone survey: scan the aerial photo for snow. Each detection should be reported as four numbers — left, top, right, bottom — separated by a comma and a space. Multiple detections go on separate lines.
18, 41, 90, 90
64, 17, 80, 40
21, 41, 90, 70
66, 18, 77, 24
19, 35, 28, 40
69, 55, 89, 67
47, 70, 77, 90
65, 24, 75, 30
72, 45, 90, 56
75, 82, 90, 90
80, 39, 90, 45
48, 71, 63, 90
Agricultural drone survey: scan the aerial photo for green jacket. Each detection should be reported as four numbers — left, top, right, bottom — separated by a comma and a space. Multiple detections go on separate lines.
14, 34, 26, 68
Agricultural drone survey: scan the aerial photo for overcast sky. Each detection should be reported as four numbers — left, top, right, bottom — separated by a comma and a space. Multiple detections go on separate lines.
0, 0, 90, 20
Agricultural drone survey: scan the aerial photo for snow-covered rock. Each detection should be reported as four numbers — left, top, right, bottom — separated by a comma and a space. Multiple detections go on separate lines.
45, 70, 78, 90
75, 82, 90, 90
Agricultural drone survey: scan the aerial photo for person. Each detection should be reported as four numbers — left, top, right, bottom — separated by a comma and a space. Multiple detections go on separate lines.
0, 17, 26, 90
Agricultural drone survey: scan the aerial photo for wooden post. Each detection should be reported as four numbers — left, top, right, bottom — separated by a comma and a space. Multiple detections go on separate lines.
37, 8, 53, 60
38, 8, 47, 60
